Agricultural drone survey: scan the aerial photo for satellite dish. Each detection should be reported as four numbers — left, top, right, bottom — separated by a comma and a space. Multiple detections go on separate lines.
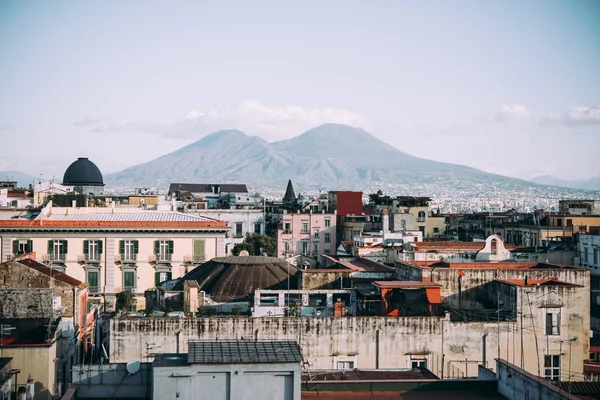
126, 359, 141, 375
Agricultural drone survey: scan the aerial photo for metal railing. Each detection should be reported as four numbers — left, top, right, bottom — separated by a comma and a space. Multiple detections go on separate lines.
78, 254, 102, 263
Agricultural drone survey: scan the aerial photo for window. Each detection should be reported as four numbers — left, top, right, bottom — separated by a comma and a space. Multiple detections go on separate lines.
283, 222, 291, 234
433, 227, 439, 234
411, 357, 427, 369
594, 248, 598, 265
584, 250, 588, 264
12, 239, 32, 255
546, 312, 561, 336
324, 233, 331, 243
302, 222, 309, 234
284, 241, 292, 253
314, 229, 320, 239
302, 240, 309, 255
47, 240, 67, 262
86, 269, 99, 294
418, 226, 425, 234
123, 270, 136, 291
324, 218, 331, 227
491, 239, 497, 256
193, 240, 205, 263
544, 355, 560, 381
83, 240, 103, 262
235, 222, 243, 238
154, 240, 173, 262
119, 240, 138, 262
591, 352, 597, 361
155, 270, 172, 286
313, 243, 318, 255
254, 223, 262, 234
324, 249, 330, 254
556, 218, 562, 227
336, 361, 354, 370
417, 211, 426, 222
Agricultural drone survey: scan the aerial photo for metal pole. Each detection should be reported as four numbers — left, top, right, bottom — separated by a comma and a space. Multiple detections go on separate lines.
497, 292, 500, 360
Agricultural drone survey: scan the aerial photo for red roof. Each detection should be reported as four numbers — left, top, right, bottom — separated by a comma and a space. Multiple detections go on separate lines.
499, 278, 579, 287
372, 281, 442, 289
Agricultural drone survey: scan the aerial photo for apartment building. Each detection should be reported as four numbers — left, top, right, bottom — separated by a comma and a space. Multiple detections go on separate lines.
0, 203, 229, 310
277, 211, 337, 258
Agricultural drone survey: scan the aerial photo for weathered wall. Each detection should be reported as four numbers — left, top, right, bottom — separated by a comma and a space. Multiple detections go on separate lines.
109, 314, 585, 380
300, 271, 349, 290
0, 289, 53, 318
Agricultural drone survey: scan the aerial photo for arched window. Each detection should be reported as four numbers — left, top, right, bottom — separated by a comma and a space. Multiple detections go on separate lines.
491, 238, 497, 255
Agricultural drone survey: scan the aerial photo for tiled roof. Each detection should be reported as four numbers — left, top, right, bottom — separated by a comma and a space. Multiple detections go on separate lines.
10, 257, 84, 288
44, 212, 216, 222
187, 341, 302, 364
411, 241, 520, 251
554, 381, 600, 395
372, 281, 443, 289
499, 278, 580, 287
169, 183, 248, 194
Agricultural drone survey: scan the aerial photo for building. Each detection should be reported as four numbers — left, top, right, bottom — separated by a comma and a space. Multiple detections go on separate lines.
169, 183, 260, 209
190, 209, 265, 255
252, 289, 357, 317
390, 197, 446, 240
575, 232, 600, 276
0, 256, 95, 399
153, 341, 302, 400
278, 211, 337, 258
33, 181, 74, 207
327, 191, 363, 216
0, 202, 229, 310
559, 199, 596, 216
62, 157, 105, 196
400, 235, 518, 263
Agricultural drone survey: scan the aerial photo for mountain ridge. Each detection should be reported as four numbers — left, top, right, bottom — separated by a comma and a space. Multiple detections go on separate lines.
104, 123, 546, 190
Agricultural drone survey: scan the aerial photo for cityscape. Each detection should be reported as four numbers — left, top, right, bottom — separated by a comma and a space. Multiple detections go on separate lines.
1, 1, 599, 400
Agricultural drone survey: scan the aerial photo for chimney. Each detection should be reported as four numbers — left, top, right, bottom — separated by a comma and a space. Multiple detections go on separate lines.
383, 209, 389, 233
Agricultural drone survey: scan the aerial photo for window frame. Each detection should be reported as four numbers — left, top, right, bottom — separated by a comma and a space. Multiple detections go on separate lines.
122, 268, 137, 292
544, 354, 560, 381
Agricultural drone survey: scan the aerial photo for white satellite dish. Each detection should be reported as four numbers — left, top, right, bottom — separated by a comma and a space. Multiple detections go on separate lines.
126, 359, 141, 375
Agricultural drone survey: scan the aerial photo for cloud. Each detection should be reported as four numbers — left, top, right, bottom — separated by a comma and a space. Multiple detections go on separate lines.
543, 105, 600, 126
492, 104, 531, 122
73, 101, 370, 141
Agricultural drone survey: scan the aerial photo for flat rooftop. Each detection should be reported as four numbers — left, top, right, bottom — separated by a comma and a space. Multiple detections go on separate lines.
397, 260, 581, 271
322, 255, 394, 273
372, 281, 443, 289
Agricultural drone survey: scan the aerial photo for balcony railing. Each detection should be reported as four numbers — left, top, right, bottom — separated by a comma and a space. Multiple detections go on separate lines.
149, 254, 172, 263
115, 254, 137, 263
78, 254, 102, 263
184, 255, 205, 263
88, 286, 100, 294
45, 253, 66, 263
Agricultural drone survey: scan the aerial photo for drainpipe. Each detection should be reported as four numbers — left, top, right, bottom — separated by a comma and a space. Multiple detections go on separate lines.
375, 329, 380, 369
482, 334, 487, 368
176, 331, 180, 354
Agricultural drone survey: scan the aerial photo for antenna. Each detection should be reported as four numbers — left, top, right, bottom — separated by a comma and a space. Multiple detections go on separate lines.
126, 359, 141, 375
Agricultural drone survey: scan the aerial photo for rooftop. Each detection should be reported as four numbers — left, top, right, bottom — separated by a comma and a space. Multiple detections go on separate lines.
305, 368, 439, 382
372, 281, 443, 289
409, 241, 520, 251
397, 260, 581, 271
169, 183, 249, 194
4, 257, 84, 288
187, 341, 302, 364
321, 255, 394, 273
498, 278, 581, 287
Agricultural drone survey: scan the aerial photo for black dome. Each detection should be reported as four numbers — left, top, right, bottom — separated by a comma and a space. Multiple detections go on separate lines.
62, 157, 104, 186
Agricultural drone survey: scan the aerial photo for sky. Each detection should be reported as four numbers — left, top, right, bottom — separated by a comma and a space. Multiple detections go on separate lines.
0, 0, 599, 182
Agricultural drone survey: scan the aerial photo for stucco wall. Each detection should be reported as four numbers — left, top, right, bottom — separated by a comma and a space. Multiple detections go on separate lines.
2, 345, 56, 400
108, 314, 586, 380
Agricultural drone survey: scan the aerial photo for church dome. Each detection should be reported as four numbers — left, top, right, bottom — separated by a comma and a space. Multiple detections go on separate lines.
62, 157, 104, 186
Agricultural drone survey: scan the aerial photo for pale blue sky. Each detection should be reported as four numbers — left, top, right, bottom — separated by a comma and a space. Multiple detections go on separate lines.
0, 1, 599, 180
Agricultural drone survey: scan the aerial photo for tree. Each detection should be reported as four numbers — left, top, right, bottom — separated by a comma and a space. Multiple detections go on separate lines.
231, 233, 277, 257
116, 291, 136, 312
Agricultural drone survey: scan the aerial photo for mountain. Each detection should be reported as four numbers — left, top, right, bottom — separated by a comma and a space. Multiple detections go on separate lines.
0, 171, 36, 188
529, 175, 600, 191
105, 124, 551, 191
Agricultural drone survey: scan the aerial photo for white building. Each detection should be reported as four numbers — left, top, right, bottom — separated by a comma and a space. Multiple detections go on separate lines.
190, 209, 265, 255
0, 202, 229, 310
153, 341, 302, 400
33, 181, 74, 206
575, 233, 600, 276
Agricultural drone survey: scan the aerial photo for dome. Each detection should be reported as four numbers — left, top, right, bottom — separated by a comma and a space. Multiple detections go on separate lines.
62, 157, 104, 186
174, 256, 299, 302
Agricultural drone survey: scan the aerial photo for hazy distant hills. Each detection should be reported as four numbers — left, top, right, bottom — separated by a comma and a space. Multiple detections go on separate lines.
0, 170, 35, 188
105, 123, 543, 191
529, 175, 600, 191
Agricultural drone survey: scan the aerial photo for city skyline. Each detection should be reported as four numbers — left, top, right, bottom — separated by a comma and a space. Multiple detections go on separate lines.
0, 1, 599, 180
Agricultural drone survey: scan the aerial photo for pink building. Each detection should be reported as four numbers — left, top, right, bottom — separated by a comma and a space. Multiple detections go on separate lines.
278, 211, 337, 258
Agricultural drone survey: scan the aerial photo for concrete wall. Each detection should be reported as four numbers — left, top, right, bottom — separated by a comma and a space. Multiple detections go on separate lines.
2, 344, 56, 400
154, 362, 300, 400
108, 314, 585, 380
70, 363, 151, 399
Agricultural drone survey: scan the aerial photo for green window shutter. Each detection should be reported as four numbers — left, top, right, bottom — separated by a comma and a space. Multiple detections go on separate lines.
27, 240, 33, 253
124, 271, 135, 288
98, 240, 103, 254
154, 240, 160, 255
83, 240, 89, 255
12, 240, 19, 255
88, 271, 98, 287
194, 240, 205, 260
47, 240, 53, 254
168, 240, 174, 254
62, 240, 68, 254
133, 240, 139, 254
166, 272, 172, 281
119, 240, 125, 254
155, 272, 161, 286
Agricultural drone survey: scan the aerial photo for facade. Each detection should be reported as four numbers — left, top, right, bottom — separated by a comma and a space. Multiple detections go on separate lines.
33, 181, 73, 206
0, 203, 229, 310
191, 209, 265, 255
253, 289, 357, 317
153, 341, 302, 400
277, 211, 337, 258
400, 235, 517, 263
327, 191, 363, 216
575, 233, 600, 276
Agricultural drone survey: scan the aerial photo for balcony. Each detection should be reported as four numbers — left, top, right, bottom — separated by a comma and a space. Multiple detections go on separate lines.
149, 254, 172, 263
78, 254, 102, 263
44, 253, 66, 263
184, 254, 205, 264
115, 254, 137, 263
88, 286, 100, 294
